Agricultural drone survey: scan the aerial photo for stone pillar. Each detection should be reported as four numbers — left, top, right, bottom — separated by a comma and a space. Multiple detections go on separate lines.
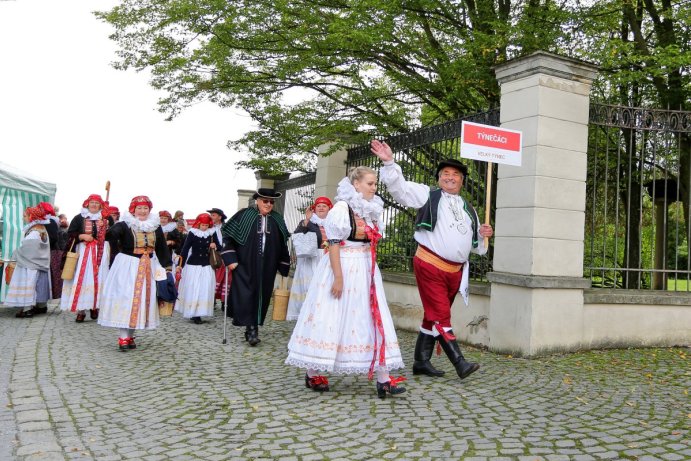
236, 189, 254, 211
487, 51, 598, 356
314, 144, 348, 200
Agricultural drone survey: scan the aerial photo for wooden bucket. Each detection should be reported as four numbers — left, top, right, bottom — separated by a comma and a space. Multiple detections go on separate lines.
159, 301, 174, 317
61, 241, 78, 280
272, 277, 290, 321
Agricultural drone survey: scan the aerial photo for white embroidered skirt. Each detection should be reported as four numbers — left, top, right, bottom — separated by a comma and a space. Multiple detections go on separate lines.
286, 245, 404, 374
97, 252, 161, 330
286, 253, 323, 321
4, 266, 39, 307
60, 241, 110, 312
174, 264, 215, 318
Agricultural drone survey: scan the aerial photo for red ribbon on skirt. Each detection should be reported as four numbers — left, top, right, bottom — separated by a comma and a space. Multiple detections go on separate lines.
70, 241, 99, 312
364, 225, 386, 380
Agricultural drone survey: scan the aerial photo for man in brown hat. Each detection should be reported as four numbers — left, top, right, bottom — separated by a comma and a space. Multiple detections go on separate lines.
220, 189, 290, 346
371, 140, 494, 382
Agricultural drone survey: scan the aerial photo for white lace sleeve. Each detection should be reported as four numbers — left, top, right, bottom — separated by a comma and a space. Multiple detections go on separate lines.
379, 162, 430, 209
323, 201, 352, 241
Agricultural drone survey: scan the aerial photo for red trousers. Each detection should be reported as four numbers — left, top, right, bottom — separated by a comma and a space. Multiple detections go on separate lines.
413, 255, 463, 331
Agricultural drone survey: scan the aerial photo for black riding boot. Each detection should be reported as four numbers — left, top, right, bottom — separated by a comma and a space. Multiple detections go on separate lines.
247, 325, 260, 346
412, 332, 445, 377
438, 331, 480, 380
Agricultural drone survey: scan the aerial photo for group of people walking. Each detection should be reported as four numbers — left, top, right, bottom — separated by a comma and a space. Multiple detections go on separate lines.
3, 141, 493, 399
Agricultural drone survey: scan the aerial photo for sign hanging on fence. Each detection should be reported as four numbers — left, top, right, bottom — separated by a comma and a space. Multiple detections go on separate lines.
460, 121, 523, 166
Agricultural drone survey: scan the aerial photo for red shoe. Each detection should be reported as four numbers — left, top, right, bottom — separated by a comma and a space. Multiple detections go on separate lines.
75, 311, 86, 323
304, 374, 329, 392
90, 308, 99, 320
118, 337, 129, 351
127, 337, 137, 350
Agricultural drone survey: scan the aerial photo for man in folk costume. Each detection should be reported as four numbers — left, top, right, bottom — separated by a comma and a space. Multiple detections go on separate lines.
5, 205, 51, 318
371, 140, 494, 380
60, 194, 112, 323
207, 207, 228, 306
38, 201, 62, 303
221, 189, 291, 346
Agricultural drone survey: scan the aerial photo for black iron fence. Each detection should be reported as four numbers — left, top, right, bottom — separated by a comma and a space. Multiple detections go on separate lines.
586, 104, 691, 291
274, 172, 316, 266
347, 109, 500, 281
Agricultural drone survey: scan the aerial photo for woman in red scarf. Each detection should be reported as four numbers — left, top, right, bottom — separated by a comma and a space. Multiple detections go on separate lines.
59, 194, 112, 322
98, 196, 172, 351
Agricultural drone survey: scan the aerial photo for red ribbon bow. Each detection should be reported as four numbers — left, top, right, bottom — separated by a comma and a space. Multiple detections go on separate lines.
310, 375, 329, 386
388, 376, 407, 387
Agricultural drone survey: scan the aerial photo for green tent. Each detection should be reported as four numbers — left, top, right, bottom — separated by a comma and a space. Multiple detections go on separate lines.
0, 161, 56, 302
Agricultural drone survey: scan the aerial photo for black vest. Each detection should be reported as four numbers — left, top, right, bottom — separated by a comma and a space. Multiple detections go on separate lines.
414, 189, 480, 248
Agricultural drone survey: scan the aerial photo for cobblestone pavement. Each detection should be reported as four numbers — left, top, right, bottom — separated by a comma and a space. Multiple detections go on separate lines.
1, 301, 688, 461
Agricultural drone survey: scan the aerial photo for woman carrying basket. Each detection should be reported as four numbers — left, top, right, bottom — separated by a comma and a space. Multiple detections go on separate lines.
97, 196, 172, 351
174, 213, 220, 324
59, 194, 112, 322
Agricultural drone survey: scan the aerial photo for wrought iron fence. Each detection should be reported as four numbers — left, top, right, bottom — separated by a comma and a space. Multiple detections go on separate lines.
274, 172, 317, 267
586, 103, 691, 291
347, 109, 500, 281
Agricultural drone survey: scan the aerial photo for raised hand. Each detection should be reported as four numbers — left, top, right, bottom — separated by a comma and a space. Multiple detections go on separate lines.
370, 139, 394, 162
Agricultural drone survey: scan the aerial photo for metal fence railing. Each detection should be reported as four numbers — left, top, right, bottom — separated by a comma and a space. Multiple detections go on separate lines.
347, 109, 500, 281
586, 104, 691, 291
274, 172, 316, 267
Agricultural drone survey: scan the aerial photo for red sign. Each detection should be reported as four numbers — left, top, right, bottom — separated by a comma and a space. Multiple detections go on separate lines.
461, 121, 522, 166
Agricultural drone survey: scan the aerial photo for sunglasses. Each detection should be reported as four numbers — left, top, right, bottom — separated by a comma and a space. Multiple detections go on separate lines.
260, 199, 275, 205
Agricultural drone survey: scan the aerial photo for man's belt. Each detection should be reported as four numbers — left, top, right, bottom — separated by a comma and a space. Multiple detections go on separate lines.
133, 248, 154, 255
415, 245, 463, 273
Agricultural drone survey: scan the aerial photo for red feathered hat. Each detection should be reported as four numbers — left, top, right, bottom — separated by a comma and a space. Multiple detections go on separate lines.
26, 205, 47, 222
159, 210, 173, 220
82, 194, 105, 209
38, 202, 56, 216
129, 195, 153, 214
192, 213, 213, 229
311, 196, 333, 210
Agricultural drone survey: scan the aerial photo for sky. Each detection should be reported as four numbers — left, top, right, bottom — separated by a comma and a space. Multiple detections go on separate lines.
0, 0, 258, 220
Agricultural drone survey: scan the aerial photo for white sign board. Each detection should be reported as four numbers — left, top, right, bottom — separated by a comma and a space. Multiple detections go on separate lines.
460, 121, 522, 166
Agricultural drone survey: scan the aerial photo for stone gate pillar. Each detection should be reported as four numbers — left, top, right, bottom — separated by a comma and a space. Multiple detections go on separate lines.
488, 51, 598, 356
314, 143, 348, 200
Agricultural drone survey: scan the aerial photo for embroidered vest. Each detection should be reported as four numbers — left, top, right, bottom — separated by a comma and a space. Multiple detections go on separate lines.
414, 188, 480, 248
347, 207, 372, 242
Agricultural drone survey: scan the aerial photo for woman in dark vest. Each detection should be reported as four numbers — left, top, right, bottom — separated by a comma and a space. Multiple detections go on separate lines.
286, 167, 406, 398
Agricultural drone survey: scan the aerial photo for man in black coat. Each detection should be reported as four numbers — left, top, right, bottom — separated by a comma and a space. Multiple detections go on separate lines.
221, 188, 290, 346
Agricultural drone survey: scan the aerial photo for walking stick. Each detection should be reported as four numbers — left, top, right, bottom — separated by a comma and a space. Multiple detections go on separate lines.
484, 163, 493, 248
222, 265, 230, 344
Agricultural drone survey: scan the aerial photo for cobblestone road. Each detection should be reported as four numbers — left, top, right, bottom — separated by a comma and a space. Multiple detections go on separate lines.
1, 301, 688, 461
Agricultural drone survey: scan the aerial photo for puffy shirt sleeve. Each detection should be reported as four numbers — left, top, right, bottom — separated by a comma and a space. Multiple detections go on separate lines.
323, 201, 352, 241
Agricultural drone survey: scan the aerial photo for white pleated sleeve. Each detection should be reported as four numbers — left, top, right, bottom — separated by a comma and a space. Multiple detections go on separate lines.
323, 201, 352, 241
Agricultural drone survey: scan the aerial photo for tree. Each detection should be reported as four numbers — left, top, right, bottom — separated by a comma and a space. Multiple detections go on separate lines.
96, 0, 569, 172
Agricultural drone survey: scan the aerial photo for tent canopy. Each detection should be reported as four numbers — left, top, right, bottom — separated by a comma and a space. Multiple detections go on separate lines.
1, 161, 57, 302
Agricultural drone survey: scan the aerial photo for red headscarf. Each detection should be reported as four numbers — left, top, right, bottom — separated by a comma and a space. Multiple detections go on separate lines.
159, 210, 173, 220
82, 194, 105, 209
311, 196, 333, 210
129, 195, 153, 214
38, 202, 56, 216
26, 205, 47, 222
192, 213, 213, 229
109, 206, 120, 214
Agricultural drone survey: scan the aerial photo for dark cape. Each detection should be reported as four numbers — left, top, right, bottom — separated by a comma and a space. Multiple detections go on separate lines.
221, 207, 290, 326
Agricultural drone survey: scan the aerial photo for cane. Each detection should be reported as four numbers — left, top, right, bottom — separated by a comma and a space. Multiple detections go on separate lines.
222, 265, 230, 344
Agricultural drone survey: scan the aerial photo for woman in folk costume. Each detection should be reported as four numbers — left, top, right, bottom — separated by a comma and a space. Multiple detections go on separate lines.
60, 194, 112, 323
98, 196, 172, 351
286, 167, 406, 399
174, 213, 220, 324
38, 201, 62, 303
286, 196, 332, 321
5, 205, 51, 318
207, 207, 228, 306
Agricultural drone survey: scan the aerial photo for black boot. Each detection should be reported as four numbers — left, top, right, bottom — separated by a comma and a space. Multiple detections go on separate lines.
438, 331, 480, 380
247, 325, 260, 346
412, 332, 445, 377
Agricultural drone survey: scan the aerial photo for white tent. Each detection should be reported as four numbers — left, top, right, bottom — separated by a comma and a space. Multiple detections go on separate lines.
0, 161, 57, 301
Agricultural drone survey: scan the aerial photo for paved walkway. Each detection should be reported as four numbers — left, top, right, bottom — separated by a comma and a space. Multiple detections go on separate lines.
0, 301, 688, 460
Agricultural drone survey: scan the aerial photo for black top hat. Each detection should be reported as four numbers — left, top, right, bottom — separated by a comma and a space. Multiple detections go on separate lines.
206, 208, 227, 221
252, 188, 283, 200
435, 158, 468, 180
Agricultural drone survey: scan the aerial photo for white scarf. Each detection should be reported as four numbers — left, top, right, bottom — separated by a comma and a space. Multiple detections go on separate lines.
80, 208, 103, 220
334, 177, 384, 226
309, 213, 328, 227
161, 222, 177, 233
189, 227, 215, 238
121, 211, 160, 232
22, 219, 50, 234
